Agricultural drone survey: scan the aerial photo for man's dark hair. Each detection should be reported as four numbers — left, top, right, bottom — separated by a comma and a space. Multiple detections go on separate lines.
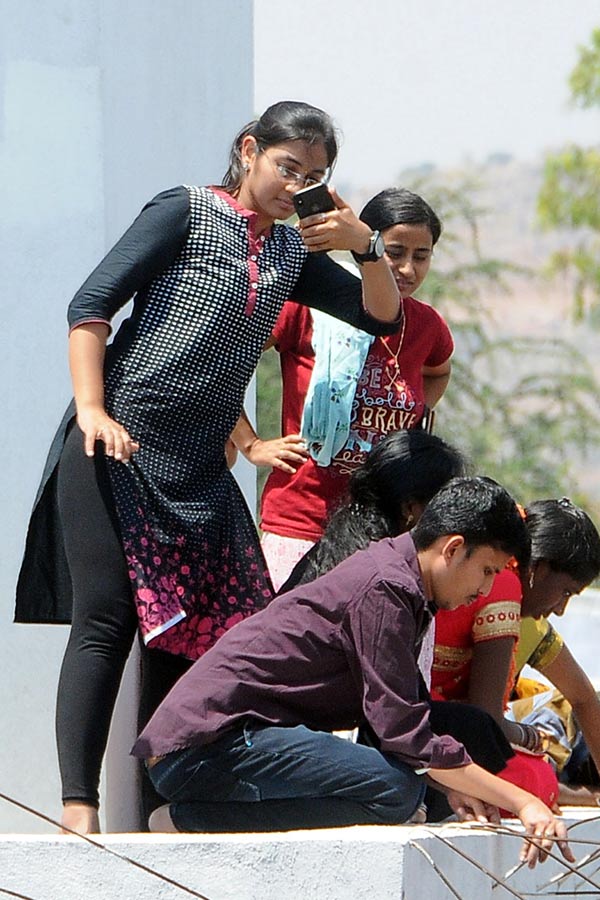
525, 498, 600, 585
412, 476, 530, 570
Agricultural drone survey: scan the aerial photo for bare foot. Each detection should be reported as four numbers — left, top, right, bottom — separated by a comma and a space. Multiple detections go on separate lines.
148, 804, 178, 832
60, 802, 100, 835
407, 803, 428, 824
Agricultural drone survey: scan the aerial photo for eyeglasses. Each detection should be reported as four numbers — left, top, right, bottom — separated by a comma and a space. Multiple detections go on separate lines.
258, 147, 330, 189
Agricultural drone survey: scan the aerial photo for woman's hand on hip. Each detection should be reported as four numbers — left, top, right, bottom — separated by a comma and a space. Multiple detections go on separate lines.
76, 406, 140, 463
297, 187, 373, 254
245, 434, 309, 473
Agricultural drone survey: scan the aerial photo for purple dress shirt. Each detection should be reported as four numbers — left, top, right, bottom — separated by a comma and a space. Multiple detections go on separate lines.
132, 533, 471, 772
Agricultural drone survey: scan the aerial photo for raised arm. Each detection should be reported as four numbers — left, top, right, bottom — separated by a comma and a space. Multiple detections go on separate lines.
296, 186, 399, 322
291, 189, 400, 331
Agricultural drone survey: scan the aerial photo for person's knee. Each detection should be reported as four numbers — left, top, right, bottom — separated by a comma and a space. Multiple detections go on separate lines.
371, 772, 426, 824
70, 600, 138, 657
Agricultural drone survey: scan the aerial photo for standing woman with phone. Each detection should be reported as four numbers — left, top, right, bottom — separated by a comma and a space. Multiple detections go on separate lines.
15, 100, 400, 834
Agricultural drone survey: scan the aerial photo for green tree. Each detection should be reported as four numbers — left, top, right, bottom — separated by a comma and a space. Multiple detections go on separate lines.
537, 28, 600, 324
405, 174, 600, 509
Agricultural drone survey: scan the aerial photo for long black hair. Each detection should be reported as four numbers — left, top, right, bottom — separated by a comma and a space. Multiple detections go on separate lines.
221, 100, 339, 194
283, 430, 466, 590
525, 498, 600, 584
360, 187, 442, 244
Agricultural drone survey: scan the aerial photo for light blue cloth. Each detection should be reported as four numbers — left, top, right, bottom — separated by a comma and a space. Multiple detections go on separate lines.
300, 308, 375, 467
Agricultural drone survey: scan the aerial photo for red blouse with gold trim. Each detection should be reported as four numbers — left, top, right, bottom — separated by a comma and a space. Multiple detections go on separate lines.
431, 569, 522, 702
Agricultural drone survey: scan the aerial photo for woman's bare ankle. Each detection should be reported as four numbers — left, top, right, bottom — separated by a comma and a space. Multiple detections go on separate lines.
60, 801, 100, 835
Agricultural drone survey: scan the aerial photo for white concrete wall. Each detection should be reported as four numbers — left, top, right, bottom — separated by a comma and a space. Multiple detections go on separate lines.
1, 813, 599, 900
0, 0, 253, 833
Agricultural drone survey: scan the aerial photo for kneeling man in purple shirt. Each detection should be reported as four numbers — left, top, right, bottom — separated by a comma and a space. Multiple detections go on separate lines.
133, 476, 574, 869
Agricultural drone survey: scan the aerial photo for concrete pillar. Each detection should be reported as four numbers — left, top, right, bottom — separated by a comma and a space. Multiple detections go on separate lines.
0, 0, 254, 833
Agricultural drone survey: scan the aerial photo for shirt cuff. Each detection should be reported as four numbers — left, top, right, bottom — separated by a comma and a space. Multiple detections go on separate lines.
68, 318, 112, 335
361, 297, 403, 326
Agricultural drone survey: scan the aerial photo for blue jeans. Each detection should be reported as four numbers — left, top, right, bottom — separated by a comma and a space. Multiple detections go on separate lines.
148, 721, 425, 832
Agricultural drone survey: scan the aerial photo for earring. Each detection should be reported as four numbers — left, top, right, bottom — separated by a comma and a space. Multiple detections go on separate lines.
528, 570, 535, 589
243, 163, 249, 172
406, 514, 414, 527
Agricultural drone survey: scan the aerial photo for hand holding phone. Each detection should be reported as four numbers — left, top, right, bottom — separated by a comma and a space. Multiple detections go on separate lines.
294, 185, 371, 258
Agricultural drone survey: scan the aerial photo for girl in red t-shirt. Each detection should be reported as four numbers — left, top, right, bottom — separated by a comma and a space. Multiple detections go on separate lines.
232, 187, 453, 593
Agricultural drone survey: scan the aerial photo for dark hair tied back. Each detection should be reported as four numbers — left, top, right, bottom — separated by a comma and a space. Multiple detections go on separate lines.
525, 498, 600, 585
360, 187, 442, 245
349, 430, 465, 522
294, 431, 466, 584
221, 101, 339, 193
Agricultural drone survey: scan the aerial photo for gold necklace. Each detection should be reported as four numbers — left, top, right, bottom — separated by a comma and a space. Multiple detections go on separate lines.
380, 299, 406, 392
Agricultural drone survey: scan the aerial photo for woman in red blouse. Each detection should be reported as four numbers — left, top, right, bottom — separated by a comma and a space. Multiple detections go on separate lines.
431, 498, 600, 805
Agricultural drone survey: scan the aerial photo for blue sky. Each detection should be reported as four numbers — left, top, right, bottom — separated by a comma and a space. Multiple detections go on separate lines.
255, 0, 599, 188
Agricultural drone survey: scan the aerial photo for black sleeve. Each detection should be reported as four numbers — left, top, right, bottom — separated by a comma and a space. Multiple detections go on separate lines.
289, 253, 400, 336
67, 186, 190, 329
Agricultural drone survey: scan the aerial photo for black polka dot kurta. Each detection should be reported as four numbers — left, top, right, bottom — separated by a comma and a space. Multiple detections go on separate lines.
15, 185, 399, 659
104, 186, 311, 656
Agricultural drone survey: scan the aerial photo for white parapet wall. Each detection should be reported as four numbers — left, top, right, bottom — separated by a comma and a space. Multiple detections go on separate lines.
1, 811, 600, 900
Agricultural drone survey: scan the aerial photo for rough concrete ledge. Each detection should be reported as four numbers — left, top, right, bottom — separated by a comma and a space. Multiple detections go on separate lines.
1, 810, 599, 900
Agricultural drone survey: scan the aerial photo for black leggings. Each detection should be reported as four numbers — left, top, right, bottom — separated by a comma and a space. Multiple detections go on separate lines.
56, 426, 190, 807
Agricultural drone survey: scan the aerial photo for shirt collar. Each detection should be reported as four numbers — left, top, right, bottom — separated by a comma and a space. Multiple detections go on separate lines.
209, 187, 273, 238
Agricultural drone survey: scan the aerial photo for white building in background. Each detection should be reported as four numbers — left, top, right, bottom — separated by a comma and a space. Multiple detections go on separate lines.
0, 0, 254, 833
